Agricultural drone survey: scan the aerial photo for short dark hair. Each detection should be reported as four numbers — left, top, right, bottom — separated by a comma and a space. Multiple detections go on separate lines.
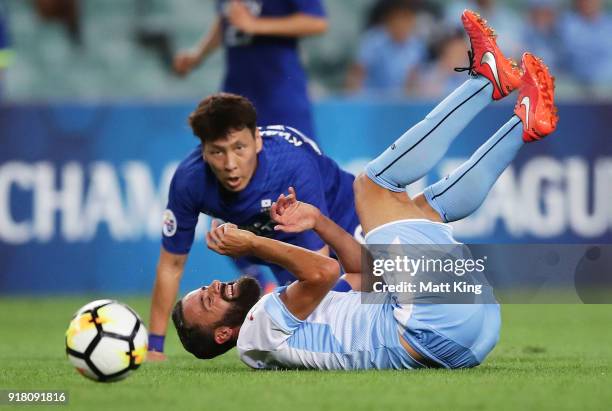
188, 93, 257, 144
367, 0, 420, 28
171, 300, 235, 360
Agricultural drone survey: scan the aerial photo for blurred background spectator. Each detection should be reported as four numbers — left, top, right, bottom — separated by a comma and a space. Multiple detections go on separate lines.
34, 0, 81, 45
561, 0, 612, 97
521, 0, 563, 76
444, 0, 523, 59
345, 0, 427, 95
407, 28, 467, 98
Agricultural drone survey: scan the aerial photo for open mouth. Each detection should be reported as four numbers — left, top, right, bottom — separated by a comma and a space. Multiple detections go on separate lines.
226, 177, 241, 189
221, 281, 237, 300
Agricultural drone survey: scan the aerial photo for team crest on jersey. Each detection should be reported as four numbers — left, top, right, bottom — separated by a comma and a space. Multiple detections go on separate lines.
162, 209, 177, 237
261, 199, 272, 208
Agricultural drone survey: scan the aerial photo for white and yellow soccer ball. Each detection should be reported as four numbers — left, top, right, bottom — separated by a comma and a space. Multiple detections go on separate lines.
65, 300, 148, 382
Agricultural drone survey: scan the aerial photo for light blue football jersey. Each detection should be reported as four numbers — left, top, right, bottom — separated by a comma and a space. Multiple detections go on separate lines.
237, 289, 421, 370
237, 219, 501, 370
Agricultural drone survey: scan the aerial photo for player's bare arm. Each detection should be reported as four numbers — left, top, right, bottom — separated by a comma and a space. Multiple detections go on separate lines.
271, 187, 362, 275
228, 0, 327, 37
206, 221, 340, 320
147, 248, 188, 361
173, 17, 223, 76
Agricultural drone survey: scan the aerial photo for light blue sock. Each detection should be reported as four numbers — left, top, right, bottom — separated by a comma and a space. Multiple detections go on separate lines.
366, 77, 493, 191
424, 116, 524, 222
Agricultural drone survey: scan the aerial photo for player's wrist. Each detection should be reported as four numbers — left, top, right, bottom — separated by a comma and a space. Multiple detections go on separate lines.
247, 233, 260, 254
148, 333, 165, 352
244, 17, 262, 35
191, 47, 207, 64
312, 208, 325, 231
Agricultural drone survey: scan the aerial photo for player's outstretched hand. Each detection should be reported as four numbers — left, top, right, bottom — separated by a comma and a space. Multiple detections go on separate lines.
206, 219, 255, 258
271, 187, 321, 234
173, 50, 201, 76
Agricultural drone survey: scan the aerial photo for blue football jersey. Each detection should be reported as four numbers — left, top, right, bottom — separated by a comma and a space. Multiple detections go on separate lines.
162, 125, 359, 281
215, 0, 325, 137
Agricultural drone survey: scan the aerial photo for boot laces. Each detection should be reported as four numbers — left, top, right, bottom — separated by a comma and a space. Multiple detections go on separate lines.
454, 50, 477, 77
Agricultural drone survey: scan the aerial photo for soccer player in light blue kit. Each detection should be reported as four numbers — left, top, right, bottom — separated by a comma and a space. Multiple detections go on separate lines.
171, 11, 558, 368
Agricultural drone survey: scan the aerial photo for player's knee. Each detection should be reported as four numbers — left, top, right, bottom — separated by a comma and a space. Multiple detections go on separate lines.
353, 173, 383, 228
353, 173, 384, 209
353, 173, 370, 204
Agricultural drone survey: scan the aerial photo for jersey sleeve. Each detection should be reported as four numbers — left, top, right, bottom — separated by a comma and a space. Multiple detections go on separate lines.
289, 0, 325, 17
161, 170, 199, 255
237, 289, 303, 369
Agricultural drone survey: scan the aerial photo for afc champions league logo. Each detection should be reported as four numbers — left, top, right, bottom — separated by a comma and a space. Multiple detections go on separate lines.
162, 209, 177, 237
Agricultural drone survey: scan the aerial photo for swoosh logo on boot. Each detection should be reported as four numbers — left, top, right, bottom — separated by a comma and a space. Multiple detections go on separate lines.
481, 51, 502, 91
520, 96, 531, 127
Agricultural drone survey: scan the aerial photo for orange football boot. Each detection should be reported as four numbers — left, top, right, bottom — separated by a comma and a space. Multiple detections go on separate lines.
459, 9, 522, 100
514, 53, 559, 142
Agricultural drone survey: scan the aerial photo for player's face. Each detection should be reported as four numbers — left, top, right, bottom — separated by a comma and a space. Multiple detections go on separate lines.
576, 0, 601, 18
181, 277, 261, 332
202, 128, 263, 192
385, 10, 416, 43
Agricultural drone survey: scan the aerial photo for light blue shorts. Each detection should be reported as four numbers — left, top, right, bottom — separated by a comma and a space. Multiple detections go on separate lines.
365, 219, 501, 369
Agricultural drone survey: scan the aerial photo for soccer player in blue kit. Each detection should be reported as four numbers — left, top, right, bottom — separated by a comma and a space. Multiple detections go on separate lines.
173, 0, 326, 138
171, 11, 559, 368
172, 0, 328, 313
147, 93, 360, 360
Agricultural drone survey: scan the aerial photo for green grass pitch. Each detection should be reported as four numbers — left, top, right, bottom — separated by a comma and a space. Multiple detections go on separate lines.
0, 297, 610, 411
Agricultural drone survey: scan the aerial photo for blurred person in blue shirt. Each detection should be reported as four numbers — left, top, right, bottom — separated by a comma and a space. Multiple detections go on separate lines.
173, 0, 327, 139
522, 0, 563, 76
346, 0, 427, 95
408, 29, 468, 99
560, 0, 612, 93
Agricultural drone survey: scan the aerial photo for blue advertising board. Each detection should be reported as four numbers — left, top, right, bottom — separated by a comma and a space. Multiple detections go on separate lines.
1, 99, 610, 294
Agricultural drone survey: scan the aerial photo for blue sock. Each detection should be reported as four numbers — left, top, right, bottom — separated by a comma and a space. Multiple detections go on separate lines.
424, 116, 524, 222
366, 77, 493, 191
148, 334, 165, 352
